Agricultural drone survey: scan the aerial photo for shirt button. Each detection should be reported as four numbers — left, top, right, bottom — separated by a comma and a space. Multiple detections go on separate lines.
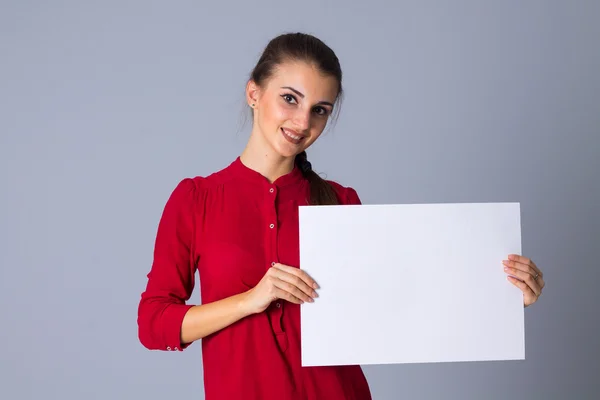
174, 347, 179, 351
275, 302, 281, 308
269, 188, 274, 193
269, 223, 274, 229
167, 347, 171, 351
271, 262, 275, 266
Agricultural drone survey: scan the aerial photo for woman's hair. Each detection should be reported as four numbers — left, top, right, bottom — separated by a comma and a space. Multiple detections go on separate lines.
248, 32, 344, 205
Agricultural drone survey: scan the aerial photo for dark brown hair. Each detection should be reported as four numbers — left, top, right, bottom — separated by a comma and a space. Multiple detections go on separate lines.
248, 32, 344, 205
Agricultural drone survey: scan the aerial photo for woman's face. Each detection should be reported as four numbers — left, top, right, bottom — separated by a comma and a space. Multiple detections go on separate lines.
247, 61, 339, 159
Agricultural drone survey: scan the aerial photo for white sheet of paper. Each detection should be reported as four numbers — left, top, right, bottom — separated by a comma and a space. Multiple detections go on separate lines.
299, 202, 524, 367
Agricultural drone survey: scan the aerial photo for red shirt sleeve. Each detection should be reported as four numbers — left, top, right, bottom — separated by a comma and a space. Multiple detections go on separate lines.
137, 178, 199, 351
344, 186, 362, 205
326, 179, 362, 206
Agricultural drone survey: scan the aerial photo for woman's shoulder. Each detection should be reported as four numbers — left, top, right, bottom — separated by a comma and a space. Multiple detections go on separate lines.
171, 163, 232, 193
169, 175, 206, 194
325, 179, 362, 205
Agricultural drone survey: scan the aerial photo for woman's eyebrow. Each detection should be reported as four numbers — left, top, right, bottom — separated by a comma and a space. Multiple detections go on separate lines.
281, 86, 334, 107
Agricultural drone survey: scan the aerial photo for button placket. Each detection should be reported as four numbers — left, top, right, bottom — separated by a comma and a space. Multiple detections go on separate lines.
268, 186, 277, 231
267, 184, 284, 332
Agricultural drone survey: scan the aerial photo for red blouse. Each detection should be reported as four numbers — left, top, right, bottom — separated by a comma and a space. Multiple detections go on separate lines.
137, 157, 372, 400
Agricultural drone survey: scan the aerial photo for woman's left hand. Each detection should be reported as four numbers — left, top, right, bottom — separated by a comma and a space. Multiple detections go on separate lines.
503, 254, 545, 307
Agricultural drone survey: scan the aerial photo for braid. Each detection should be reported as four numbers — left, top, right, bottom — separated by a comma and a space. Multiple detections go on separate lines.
295, 151, 313, 174
295, 151, 339, 205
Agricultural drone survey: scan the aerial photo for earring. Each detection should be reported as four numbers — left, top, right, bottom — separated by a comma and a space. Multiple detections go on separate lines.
251, 103, 255, 107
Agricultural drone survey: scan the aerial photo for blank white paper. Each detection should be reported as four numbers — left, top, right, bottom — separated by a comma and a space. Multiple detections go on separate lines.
299, 202, 524, 367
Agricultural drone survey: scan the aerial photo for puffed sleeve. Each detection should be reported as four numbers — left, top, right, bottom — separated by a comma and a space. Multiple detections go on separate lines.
137, 178, 199, 351
344, 186, 363, 205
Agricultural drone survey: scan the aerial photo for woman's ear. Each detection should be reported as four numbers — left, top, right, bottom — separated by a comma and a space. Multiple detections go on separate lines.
246, 80, 261, 108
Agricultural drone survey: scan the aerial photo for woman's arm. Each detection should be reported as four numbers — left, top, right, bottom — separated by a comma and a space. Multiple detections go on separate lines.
138, 179, 318, 350
180, 263, 319, 344
179, 292, 250, 344
137, 179, 199, 351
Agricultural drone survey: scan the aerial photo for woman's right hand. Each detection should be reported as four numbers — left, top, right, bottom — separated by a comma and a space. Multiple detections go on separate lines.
241, 263, 320, 314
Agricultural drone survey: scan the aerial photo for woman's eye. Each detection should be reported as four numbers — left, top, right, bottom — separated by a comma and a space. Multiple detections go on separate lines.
281, 94, 329, 116
314, 107, 328, 116
282, 94, 296, 104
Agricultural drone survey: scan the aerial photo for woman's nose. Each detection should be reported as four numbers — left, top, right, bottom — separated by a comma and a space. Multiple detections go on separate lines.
293, 111, 310, 131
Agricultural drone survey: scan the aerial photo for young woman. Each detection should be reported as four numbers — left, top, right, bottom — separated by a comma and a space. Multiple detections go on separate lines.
137, 32, 545, 400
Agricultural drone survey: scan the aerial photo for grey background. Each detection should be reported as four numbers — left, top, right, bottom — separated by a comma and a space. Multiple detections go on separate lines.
1, 1, 598, 399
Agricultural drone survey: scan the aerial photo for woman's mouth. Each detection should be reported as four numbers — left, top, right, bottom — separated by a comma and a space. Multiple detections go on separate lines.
281, 128, 305, 145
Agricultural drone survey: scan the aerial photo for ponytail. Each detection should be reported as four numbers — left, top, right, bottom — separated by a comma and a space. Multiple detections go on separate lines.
295, 151, 339, 205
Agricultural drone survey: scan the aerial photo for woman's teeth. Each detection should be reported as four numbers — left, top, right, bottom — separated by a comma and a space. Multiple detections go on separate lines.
282, 128, 302, 140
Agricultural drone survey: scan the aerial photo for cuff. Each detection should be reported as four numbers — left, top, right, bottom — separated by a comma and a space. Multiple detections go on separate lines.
162, 303, 195, 351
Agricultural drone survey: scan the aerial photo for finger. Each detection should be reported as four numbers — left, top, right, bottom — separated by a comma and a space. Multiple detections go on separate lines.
507, 276, 538, 305
274, 271, 318, 300
274, 286, 305, 305
503, 266, 542, 296
269, 266, 318, 299
537, 275, 545, 289
272, 278, 314, 303
508, 254, 542, 277
272, 263, 318, 288
273, 263, 319, 290
503, 258, 539, 278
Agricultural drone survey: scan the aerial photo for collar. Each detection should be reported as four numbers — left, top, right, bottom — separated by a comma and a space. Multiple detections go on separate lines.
225, 156, 305, 187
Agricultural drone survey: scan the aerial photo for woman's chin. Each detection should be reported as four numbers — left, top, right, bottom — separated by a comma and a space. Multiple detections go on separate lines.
272, 139, 306, 158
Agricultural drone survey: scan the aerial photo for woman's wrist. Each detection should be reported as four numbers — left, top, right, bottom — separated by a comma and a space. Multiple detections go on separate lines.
236, 289, 255, 317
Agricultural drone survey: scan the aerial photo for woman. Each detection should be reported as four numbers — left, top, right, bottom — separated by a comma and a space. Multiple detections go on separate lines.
137, 32, 545, 400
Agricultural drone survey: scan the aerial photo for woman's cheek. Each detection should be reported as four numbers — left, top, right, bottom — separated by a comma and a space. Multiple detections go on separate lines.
275, 104, 293, 123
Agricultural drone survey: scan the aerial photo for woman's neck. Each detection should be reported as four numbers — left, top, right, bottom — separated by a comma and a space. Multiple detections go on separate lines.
239, 136, 296, 183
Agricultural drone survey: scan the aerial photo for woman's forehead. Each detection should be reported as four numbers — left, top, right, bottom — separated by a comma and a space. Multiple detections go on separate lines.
268, 62, 338, 100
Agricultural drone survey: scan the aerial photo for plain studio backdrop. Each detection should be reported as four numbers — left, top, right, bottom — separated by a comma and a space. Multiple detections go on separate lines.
1, 1, 598, 399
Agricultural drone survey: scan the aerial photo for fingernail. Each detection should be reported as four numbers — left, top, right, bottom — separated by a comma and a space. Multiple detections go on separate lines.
313, 283, 320, 289
504, 266, 509, 271
313, 291, 319, 298
502, 260, 509, 265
